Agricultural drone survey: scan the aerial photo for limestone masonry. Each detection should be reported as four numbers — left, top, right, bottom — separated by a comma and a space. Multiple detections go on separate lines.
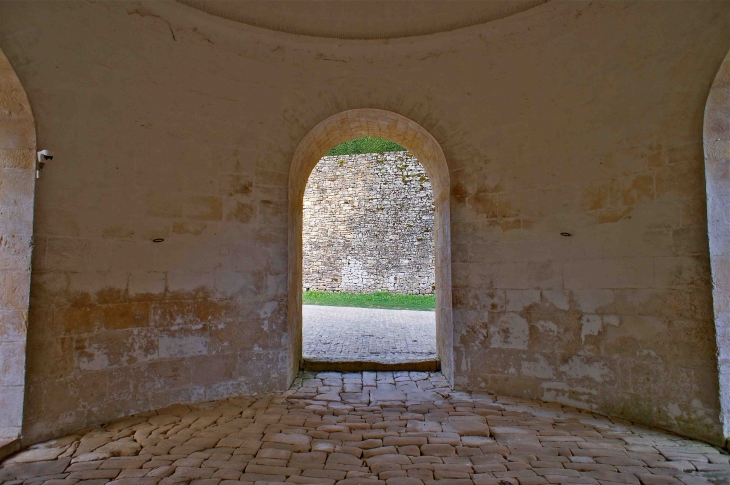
303, 152, 435, 295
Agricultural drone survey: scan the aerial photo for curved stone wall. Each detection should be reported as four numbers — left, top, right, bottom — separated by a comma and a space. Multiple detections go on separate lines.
176, 0, 548, 39
704, 48, 730, 441
0, 0, 728, 446
303, 152, 435, 295
0, 48, 35, 441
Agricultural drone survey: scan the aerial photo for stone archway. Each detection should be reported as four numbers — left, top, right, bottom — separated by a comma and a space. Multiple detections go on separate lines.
705, 49, 730, 443
287, 109, 452, 383
0, 48, 36, 449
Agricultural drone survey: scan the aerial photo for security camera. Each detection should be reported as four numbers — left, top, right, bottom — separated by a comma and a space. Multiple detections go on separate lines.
36, 150, 54, 179
37, 150, 54, 162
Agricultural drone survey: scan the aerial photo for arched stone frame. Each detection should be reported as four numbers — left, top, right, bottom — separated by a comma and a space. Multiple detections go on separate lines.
287, 109, 453, 384
706, 49, 730, 443
0, 48, 36, 447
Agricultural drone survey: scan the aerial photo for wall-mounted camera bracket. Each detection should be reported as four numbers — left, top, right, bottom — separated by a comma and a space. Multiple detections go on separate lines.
36, 150, 54, 179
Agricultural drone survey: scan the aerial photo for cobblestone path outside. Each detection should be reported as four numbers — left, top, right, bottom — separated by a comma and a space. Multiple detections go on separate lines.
302, 306, 437, 363
1, 371, 728, 485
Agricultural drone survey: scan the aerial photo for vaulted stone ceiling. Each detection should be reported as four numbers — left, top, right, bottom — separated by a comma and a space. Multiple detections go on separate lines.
175, 0, 550, 39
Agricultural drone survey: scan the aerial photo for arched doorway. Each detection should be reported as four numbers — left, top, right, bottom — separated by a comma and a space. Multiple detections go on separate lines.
704, 49, 730, 441
287, 109, 453, 384
0, 47, 36, 449
301, 140, 437, 369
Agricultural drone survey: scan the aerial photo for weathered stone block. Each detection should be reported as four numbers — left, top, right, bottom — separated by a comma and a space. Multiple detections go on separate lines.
103, 303, 150, 330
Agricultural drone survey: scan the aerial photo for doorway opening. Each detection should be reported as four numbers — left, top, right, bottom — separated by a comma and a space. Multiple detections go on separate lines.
287, 109, 453, 383
301, 138, 437, 371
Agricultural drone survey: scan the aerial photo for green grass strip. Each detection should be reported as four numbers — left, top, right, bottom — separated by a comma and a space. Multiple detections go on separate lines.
303, 291, 435, 311
326, 136, 406, 156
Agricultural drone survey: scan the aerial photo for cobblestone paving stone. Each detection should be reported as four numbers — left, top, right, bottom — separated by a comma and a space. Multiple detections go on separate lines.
303, 306, 437, 363
2, 371, 729, 485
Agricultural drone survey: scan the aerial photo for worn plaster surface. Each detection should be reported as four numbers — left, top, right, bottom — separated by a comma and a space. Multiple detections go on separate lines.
2, 371, 729, 485
176, 0, 549, 39
0, 0, 728, 447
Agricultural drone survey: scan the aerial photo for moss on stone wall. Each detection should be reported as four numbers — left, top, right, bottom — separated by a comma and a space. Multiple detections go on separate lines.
326, 136, 406, 156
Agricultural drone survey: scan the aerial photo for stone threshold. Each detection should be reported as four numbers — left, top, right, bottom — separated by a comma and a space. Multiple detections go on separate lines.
0, 439, 20, 462
301, 358, 440, 372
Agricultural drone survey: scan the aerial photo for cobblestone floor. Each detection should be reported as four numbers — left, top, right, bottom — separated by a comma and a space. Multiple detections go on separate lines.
303, 306, 437, 363
2, 371, 729, 485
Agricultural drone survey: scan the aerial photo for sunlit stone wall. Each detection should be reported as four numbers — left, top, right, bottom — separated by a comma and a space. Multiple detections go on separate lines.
303, 152, 435, 295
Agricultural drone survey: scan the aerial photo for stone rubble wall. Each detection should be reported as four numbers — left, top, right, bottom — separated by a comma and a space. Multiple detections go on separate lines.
303, 152, 434, 295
